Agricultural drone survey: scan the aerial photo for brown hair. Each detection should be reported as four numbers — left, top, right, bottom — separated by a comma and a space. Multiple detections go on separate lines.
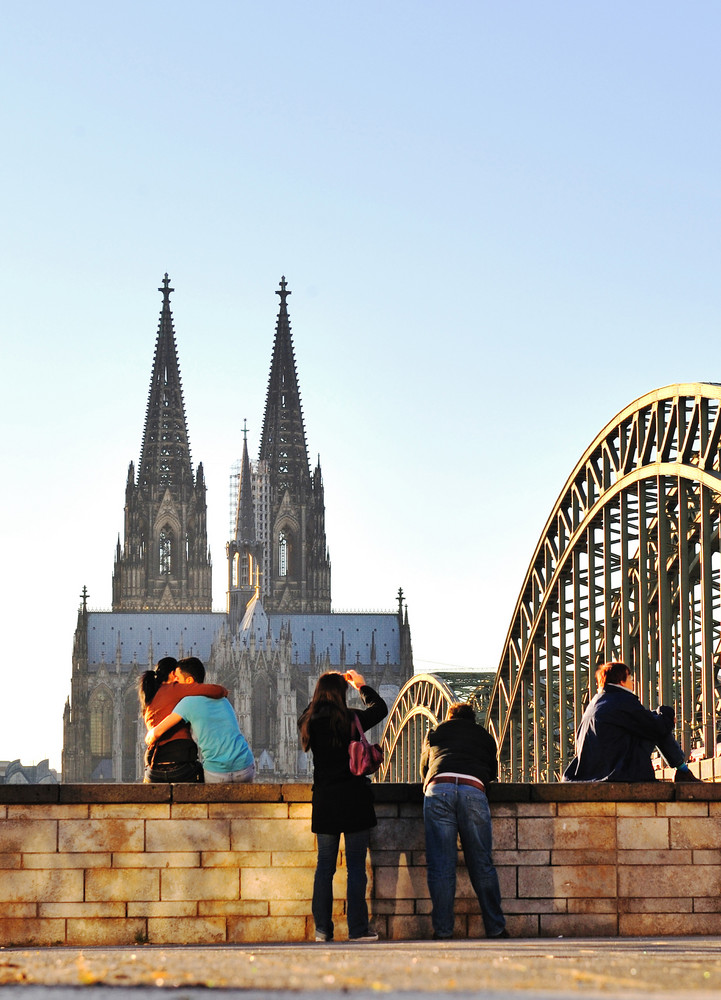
595, 661, 631, 690
447, 702, 476, 722
298, 672, 350, 751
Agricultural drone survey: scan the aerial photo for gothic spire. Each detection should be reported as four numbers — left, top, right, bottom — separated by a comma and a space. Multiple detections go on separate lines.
235, 420, 256, 544
137, 274, 193, 498
259, 276, 310, 498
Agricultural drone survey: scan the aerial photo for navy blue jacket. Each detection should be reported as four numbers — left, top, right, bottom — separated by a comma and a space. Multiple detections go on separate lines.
562, 684, 675, 782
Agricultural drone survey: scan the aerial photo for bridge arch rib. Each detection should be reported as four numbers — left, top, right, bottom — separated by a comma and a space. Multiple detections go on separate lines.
377, 674, 457, 783
487, 383, 721, 782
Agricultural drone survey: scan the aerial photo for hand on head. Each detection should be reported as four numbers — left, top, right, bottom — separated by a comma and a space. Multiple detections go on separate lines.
344, 669, 365, 690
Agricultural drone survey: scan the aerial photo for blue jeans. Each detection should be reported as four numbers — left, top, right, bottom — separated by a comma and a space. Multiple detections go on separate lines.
313, 829, 371, 939
423, 782, 506, 938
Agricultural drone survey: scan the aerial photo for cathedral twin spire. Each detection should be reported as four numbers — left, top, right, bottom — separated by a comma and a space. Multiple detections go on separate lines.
113, 274, 330, 618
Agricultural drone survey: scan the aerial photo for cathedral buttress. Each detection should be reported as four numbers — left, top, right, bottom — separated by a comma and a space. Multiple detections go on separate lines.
257, 277, 331, 612
227, 423, 263, 629
112, 275, 212, 611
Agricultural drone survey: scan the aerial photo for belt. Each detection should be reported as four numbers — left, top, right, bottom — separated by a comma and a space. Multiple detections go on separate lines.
429, 775, 485, 793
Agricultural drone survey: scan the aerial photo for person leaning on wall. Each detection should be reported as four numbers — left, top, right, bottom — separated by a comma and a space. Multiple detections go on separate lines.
562, 660, 702, 783
420, 702, 508, 940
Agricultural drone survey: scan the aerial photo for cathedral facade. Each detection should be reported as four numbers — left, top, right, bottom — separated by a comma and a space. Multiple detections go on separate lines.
62, 277, 413, 782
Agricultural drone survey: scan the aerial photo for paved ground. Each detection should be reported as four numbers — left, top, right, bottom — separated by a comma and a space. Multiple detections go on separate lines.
1, 939, 721, 998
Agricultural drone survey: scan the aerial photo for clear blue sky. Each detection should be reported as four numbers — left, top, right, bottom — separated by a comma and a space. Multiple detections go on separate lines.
1, 2, 719, 770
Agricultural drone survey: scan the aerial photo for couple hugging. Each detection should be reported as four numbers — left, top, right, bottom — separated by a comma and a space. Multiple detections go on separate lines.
140, 656, 254, 784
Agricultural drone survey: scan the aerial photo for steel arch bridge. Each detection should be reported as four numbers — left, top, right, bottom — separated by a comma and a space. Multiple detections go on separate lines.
379, 384, 721, 784
377, 674, 457, 783
487, 383, 721, 781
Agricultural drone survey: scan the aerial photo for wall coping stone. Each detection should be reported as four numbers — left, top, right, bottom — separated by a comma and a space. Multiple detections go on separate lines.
0, 782, 718, 805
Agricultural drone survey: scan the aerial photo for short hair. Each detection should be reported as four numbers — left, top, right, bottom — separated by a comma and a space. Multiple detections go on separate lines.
447, 702, 476, 722
596, 661, 631, 689
176, 656, 205, 683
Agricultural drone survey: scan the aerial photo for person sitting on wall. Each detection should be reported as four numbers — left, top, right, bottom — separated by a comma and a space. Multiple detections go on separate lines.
420, 702, 508, 940
145, 656, 255, 783
139, 656, 228, 783
562, 660, 701, 782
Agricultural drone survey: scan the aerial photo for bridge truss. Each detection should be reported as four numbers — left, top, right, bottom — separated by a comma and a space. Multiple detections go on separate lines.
377, 674, 457, 783
486, 384, 721, 781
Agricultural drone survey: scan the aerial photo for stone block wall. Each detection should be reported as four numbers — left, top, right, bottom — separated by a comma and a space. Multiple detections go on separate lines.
0, 781, 719, 945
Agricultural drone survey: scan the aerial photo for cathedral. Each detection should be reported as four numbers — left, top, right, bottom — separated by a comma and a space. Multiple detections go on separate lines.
62, 276, 413, 782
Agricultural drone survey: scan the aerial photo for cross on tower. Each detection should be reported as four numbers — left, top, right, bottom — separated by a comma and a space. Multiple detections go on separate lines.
158, 273, 174, 301
276, 275, 291, 306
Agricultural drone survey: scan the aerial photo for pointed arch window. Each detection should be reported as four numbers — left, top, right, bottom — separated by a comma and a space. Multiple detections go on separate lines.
232, 552, 240, 588
159, 528, 173, 575
90, 690, 113, 757
279, 532, 288, 577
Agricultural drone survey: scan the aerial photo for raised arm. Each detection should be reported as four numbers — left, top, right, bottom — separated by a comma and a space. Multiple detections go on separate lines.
145, 712, 183, 745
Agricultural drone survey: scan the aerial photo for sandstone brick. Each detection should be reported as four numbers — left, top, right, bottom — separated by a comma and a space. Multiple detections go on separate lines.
505, 913, 539, 938
202, 851, 270, 868
112, 852, 200, 869
210, 802, 289, 819
398, 804, 423, 818
693, 898, 721, 912
495, 850, 549, 865
148, 916, 226, 944
146, 819, 230, 853
497, 866, 516, 898
269, 899, 314, 916
288, 803, 312, 819
0, 820, 56, 853
227, 915, 305, 942
161, 867, 239, 901
541, 912, 617, 936
617, 816, 669, 850
619, 911, 721, 935
670, 816, 721, 849
90, 804, 170, 819
270, 851, 316, 867
518, 864, 616, 899
519, 816, 615, 850
492, 816, 517, 850
618, 865, 721, 897
370, 818, 425, 851
241, 867, 314, 901
374, 864, 428, 900
199, 900, 268, 916
512, 803, 557, 817
58, 819, 144, 853
0, 903, 36, 918
8, 805, 88, 819
86, 869, 159, 902
656, 801, 708, 816
616, 802, 656, 816
0, 870, 82, 903
128, 901, 198, 917
39, 902, 125, 917
556, 801, 617, 817
567, 898, 618, 913
551, 850, 616, 866
618, 897, 692, 913
231, 818, 313, 852
693, 850, 721, 864
23, 853, 111, 869
170, 804, 209, 819
0, 853, 21, 868
372, 898, 416, 914
617, 849, 690, 865
503, 898, 566, 913
67, 918, 147, 946
0, 918, 65, 946
386, 914, 430, 940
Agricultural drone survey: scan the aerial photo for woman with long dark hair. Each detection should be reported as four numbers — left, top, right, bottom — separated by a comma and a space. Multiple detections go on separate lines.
139, 656, 227, 783
298, 669, 388, 942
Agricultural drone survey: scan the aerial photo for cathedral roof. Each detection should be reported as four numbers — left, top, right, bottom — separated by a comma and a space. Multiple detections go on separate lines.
83, 610, 402, 668
239, 592, 269, 643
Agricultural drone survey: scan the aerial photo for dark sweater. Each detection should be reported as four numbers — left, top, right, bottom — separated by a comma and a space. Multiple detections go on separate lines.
419, 717, 499, 791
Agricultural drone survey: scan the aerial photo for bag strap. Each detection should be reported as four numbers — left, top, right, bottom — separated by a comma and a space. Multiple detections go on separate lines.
352, 712, 370, 746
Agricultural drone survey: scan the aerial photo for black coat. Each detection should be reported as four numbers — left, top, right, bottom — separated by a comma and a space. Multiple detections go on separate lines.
302, 685, 388, 835
419, 717, 499, 790
562, 684, 675, 782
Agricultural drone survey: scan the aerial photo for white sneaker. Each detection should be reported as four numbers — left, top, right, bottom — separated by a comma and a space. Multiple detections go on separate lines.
315, 931, 332, 942
349, 932, 379, 942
